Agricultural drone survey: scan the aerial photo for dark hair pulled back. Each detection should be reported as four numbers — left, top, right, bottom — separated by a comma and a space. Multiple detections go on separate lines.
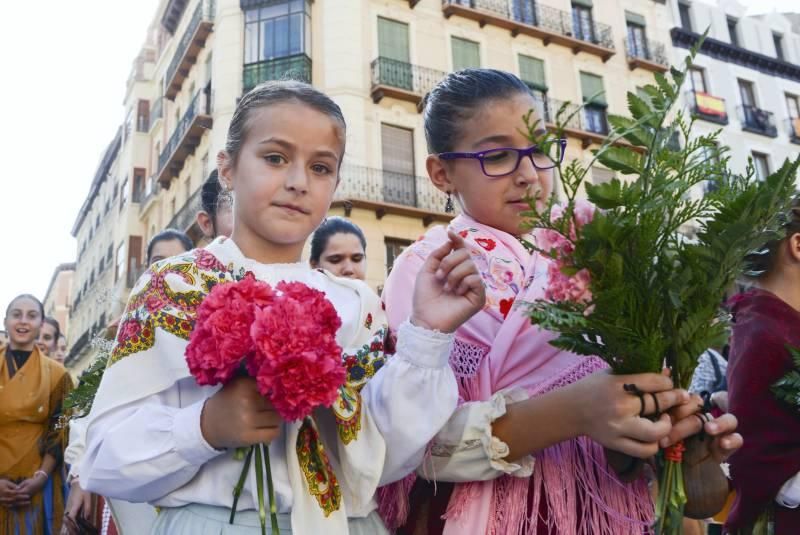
309, 217, 367, 264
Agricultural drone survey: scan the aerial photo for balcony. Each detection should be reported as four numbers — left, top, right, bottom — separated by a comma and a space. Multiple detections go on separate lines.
370, 58, 447, 108
168, 187, 203, 236
164, 0, 215, 100
157, 90, 213, 186
441, 0, 615, 62
243, 54, 312, 94
150, 98, 164, 131
161, 0, 189, 34
140, 176, 161, 214
625, 39, 669, 73
334, 165, 453, 226
536, 97, 611, 148
787, 118, 800, 145
739, 105, 778, 138
686, 91, 728, 125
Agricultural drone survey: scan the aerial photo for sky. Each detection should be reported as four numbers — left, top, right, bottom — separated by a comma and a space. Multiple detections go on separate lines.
0, 0, 797, 321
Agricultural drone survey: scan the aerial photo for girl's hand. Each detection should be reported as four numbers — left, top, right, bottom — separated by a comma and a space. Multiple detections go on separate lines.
661, 393, 742, 462
568, 370, 690, 458
64, 480, 93, 521
0, 479, 21, 507
201, 377, 282, 450
411, 230, 486, 333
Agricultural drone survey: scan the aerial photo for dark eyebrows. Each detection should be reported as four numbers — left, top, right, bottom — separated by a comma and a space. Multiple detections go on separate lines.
258, 137, 339, 162
472, 134, 514, 148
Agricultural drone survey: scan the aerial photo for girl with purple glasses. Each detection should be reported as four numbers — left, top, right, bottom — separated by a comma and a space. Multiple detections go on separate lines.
378, 69, 741, 535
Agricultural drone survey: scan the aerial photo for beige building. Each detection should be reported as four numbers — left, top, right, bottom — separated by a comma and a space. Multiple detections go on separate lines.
68, 0, 677, 370
42, 263, 75, 340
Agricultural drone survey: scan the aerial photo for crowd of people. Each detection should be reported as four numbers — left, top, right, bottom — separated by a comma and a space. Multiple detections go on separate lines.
0, 69, 797, 535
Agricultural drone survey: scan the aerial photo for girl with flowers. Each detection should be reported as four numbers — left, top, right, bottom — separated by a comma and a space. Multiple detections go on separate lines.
77, 81, 485, 535
380, 69, 741, 535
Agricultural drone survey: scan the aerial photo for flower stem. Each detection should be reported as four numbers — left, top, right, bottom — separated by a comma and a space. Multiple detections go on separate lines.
263, 443, 280, 534
254, 443, 267, 535
229, 446, 254, 524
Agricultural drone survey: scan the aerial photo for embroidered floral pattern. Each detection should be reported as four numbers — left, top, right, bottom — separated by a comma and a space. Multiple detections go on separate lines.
332, 385, 361, 444
343, 327, 387, 390
297, 418, 342, 516
110, 249, 233, 364
364, 313, 373, 330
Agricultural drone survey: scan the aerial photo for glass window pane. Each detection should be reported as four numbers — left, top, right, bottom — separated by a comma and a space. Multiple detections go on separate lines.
275, 17, 289, 57
245, 22, 258, 63
452, 37, 480, 71
289, 14, 302, 55
261, 4, 288, 19
262, 19, 275, 59
580, 72, 606, 106
519, 55, 546, 90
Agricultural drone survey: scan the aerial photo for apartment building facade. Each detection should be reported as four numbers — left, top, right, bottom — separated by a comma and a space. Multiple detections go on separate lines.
669, 0, 800, 186
67, 0, 685, 370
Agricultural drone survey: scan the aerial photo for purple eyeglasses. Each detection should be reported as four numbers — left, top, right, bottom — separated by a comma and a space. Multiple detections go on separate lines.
438, 138, 567, 178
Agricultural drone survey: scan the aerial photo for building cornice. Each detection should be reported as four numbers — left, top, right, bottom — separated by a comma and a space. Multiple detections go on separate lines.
671, 27, 800, 84
71, 128, 123, 237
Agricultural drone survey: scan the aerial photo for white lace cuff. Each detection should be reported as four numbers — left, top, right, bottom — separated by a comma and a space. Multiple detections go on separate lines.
482, 389, 535, 477
396, 319, 454, 369
427, 387, 534, 480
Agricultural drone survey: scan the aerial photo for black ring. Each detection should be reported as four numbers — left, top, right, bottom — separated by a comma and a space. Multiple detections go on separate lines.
637, 393, 646, 417
623, 383, 640, 394
650, 392, 661, 416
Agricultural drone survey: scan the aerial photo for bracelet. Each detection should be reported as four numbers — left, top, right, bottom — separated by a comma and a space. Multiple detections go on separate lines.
33, 470, 48, 480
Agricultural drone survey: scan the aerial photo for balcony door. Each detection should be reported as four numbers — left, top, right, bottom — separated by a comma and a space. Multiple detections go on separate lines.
626, 19, 647, 58
571, 2, 595, 43
381, 124, 416, 207
378, 18, 412, 91
511, 0, 537, 26
738, 80, 756, 107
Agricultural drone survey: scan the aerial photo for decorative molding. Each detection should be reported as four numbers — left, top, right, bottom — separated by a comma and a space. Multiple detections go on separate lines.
671, 27, 800, 83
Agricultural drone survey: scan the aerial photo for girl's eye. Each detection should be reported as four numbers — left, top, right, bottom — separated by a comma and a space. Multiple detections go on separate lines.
482, 149, 514, 163
311, 164, 332, 174
264, 154, 287, 165
326, 256, 342, 264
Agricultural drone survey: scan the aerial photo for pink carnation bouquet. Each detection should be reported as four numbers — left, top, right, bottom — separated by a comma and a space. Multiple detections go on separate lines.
185, 274, 345, 535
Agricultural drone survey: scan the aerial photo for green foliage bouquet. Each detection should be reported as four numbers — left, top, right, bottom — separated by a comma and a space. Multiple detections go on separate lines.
522, 42, 798, 534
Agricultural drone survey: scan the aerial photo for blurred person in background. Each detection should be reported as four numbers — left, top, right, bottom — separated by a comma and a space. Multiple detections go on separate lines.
309, 216, 368, 280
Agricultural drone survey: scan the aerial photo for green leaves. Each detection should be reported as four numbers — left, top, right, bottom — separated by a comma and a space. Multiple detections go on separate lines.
522, 45, 800, 390
595, 148, 642, 175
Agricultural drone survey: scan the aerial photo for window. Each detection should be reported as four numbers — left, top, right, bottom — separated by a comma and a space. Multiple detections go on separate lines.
115, 241, 126, 282
123, 108, 133, 140
171, 197, 177, 217
580, 72, 608, 135
378, 18, 411, 90
381, 124, 416, 206
738, 79, 756, 107
205, 53, 213, 86
136, 100, 150, 132
385, 238, 413, 275
773, 33, 784, 60
133, 168, 146, 203
244, 1, 310, 65
571, 2, 595, 43
120, 176, 129, 208
752, 152, 770, 181
727, 17, 739, 47
625, 12, 647, 58
678, 1, 692, 31
786, 94, 800, 119
689, 67, 707, 93
519, 55, 546, 95
451, 37, 480, 71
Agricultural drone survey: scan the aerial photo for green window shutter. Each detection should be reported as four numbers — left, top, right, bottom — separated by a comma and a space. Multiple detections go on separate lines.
625, 11, 646, 27
378, 17, 410, 62
519, 55, 547, 92
572, 0, 593, 7
452, 37, 480, 71
580, 72, 607, 106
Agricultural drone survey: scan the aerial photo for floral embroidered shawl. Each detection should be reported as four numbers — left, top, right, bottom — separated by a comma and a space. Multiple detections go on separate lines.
381, 214, 652, 535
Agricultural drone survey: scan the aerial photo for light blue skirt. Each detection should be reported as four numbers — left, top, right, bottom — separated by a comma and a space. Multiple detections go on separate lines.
152, 504, 389, 535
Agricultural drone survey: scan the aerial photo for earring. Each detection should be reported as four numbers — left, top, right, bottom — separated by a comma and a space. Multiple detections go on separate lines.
444, 192, 455, 214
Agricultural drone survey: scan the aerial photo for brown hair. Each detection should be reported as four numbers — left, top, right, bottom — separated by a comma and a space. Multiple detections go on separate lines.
743, 196, 800, 278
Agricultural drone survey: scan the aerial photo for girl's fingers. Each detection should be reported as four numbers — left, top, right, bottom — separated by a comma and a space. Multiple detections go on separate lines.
421, 240, 456, 275
627, 389, 690, 417
443, 260, 478, 292
705, 413, 738, 436
621, 372, 674, 394
711, 432, 743, 462
660, 412, 704, 448
456, 273, 484, 296
610, 437, 660, 459
435, 248, 471, 281
620, 412, 672, 443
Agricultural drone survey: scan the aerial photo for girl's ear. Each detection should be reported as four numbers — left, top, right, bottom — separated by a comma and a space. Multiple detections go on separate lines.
788, 232, 800, 264
426, 154, 455, 194
217, 150, 234, 191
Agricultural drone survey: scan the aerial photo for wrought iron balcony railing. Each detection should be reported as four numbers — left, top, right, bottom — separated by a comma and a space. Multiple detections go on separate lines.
738, 105, 778, 138
625, 38, 669, 72
243, 54, 312, 94
370, 57, 447, 106
441, 0, 615, 60
164, 0, 215, 99
157, 90, 213, 184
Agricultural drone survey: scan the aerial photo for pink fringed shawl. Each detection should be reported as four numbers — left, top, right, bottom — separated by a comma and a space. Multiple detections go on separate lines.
379, 214, 653, 535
